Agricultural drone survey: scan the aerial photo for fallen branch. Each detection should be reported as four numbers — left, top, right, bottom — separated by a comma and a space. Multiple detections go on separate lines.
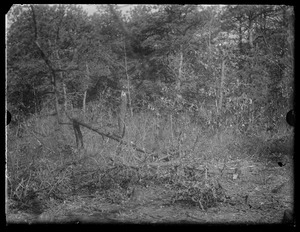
71, 118, 148, 154
61, 116, 179, 167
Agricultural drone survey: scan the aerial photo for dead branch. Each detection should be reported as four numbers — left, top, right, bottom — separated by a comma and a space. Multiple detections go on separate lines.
70, 117, 148, 154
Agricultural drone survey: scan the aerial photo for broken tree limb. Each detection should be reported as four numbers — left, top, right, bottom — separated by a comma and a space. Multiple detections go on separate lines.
71, 118, 148, 154
63, 113, 180, 167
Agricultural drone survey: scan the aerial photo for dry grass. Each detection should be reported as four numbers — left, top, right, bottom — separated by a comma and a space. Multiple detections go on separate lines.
6, 103, 294, 223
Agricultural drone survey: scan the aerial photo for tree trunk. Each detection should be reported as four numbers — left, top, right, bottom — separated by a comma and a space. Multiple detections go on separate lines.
63, 82, 67, 112
218, 59, 226, 112
118, 90, 127, 137
83, 62, 90, 117
176, 45, 183, 91
123, 40, 133, 117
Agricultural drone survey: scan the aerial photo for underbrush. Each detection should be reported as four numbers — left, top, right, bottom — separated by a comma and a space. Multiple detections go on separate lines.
6, 107, 294, 217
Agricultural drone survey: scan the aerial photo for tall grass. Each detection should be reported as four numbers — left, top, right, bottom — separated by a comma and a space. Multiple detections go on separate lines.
6, 101, 294, 214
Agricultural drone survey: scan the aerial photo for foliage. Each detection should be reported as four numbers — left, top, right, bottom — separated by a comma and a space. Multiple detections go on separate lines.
6, 4, 294, 220
7, 5, 294, 128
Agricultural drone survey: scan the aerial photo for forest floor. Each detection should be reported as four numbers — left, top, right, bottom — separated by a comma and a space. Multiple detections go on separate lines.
6, 154, 293, 225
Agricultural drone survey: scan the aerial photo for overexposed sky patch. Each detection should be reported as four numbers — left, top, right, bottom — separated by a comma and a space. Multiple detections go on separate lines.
81, 4, 137, 16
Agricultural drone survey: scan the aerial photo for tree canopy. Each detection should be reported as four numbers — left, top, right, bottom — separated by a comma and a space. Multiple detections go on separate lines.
7, 4, 294, 131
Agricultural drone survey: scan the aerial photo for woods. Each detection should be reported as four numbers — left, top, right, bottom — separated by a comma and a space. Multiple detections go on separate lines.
6, 4, 294, 224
